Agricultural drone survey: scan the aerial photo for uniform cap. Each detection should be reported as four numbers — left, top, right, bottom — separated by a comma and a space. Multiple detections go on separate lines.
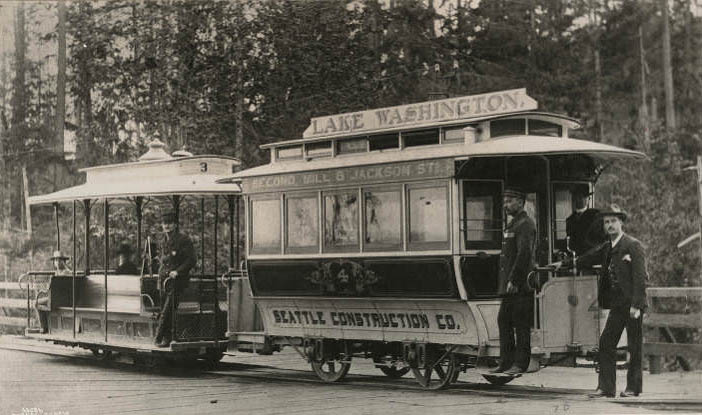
503, 187, 526, 200
573, 186, 593, 198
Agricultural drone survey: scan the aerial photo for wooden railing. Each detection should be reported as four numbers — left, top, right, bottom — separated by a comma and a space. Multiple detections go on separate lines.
0, 280, 31, 328
644, 287, 702, 374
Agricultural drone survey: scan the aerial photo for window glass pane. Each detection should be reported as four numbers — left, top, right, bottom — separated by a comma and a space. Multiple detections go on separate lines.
277, 146, 302, 160
463, 181, 502, 249
287, 196, 318, 249
369, 133, 399, 151
404, 129, 439, 147
337, 138, 367, 154
554, 188, 571, 241
443, 127, 465, 143
409, 186, 447, 243
251, 198, 280, 252
305, 141, 332, 158
529, 119, 562, 137
324, 192, 359, 249
490, 118, 525, 138
365, 189, 401, 247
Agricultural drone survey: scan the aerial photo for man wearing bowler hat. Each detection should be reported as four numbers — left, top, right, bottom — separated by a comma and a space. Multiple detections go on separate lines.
491, 187, 537, 376
557, 204, 648, 398
154, 209, 196, 347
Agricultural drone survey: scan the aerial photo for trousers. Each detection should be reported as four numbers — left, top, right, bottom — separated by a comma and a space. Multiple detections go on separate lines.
598, 304, 643, 394
497, 294, 533, 370
155, 278, 188, 342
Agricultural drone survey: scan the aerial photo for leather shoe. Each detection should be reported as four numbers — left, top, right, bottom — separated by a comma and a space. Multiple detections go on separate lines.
489, 365, 508, 374
155, 338, 171, 348
503, 365, 525, 376
588, 389, 615, 398
620, 390, 639, 398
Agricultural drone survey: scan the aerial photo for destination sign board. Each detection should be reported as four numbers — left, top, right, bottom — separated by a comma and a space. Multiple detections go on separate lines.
242, 158, 454, 193
303, 88, 538, 139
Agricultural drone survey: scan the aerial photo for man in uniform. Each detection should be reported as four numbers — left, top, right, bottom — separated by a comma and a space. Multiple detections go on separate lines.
491, 187, 537, 376
566, 186, 606, 260
154, 210, 196, 347
557, 204, 648, 398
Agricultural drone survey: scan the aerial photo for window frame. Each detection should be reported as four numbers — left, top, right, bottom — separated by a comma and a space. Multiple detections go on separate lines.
322, 188, 361, 253
284, 191, 320, 254
461, 179, 504, 251
362, 185, 404, 252
406, 181, 451, 251
249, 194, 283, 255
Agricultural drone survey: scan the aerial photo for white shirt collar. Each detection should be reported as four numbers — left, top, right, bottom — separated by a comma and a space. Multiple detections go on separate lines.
575, 207, 587, 214
611, 232, 624, 248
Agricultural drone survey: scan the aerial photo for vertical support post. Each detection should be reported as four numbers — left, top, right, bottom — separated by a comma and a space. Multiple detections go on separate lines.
135, 197, 143, 264
53, 202, 61, 251
227, 195, 235, 335
228, 196, 234, 268
214, 196, 219, 277
697, 156, 702, 282
103, 199, 109, 342
172, 195, 181, 233
235, 197, 240, 267
72, 200, 76, 338
214, 196, 219, 338
200, 198, 205, 275
83, 200, 91, 276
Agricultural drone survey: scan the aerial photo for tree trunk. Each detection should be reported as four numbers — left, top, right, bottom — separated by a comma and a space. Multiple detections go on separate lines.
639, 25, 649, 151
661, 0, 676, 130
56, 0, 67, 155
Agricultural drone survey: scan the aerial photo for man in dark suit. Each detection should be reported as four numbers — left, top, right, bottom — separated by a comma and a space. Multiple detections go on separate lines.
558, 204, 648, 398
154, 210, 196, 347
566, 186, 606, 259
491, 187, 537, 376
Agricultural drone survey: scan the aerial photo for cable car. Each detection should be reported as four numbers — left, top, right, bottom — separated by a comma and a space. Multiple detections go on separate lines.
22, 140, 247, 363
222, 88, 645, 388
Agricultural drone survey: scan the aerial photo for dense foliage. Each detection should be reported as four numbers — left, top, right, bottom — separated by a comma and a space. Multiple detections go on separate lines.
0, 0, 701, 291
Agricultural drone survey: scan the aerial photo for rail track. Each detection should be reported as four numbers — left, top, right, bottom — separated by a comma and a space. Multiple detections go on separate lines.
1, 335, 700, 414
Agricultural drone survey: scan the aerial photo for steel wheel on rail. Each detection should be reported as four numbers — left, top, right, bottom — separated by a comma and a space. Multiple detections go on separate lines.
411, 351, 457, 390
482, 374, 515, 386
311, 358, 351, 382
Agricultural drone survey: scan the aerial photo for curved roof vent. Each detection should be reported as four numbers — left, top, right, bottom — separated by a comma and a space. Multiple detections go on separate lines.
172, 149, 194, 158
139, 139, 172, 161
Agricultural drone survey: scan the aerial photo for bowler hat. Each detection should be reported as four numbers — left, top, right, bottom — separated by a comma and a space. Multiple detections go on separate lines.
600, 204, 627, 221
503, 187, 526, 200
573, 186, 593, 198
161, 209, 177, 224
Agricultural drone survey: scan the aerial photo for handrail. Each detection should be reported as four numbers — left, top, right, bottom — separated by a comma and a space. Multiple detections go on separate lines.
527, 266, 555, 291
141, 293, 155, 308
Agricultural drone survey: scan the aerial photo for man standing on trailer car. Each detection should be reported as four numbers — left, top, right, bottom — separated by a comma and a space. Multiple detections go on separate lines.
561, 204, 647, 398
491, 187, 537, 376
566, 186, 606, 260
154, 209, 196, 347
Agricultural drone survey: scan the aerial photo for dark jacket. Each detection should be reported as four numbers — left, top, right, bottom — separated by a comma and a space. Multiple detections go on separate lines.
159, 232, 196, 288
498, 210, 537, 295
566, 208, 607, 257
577, 233, 648, 310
